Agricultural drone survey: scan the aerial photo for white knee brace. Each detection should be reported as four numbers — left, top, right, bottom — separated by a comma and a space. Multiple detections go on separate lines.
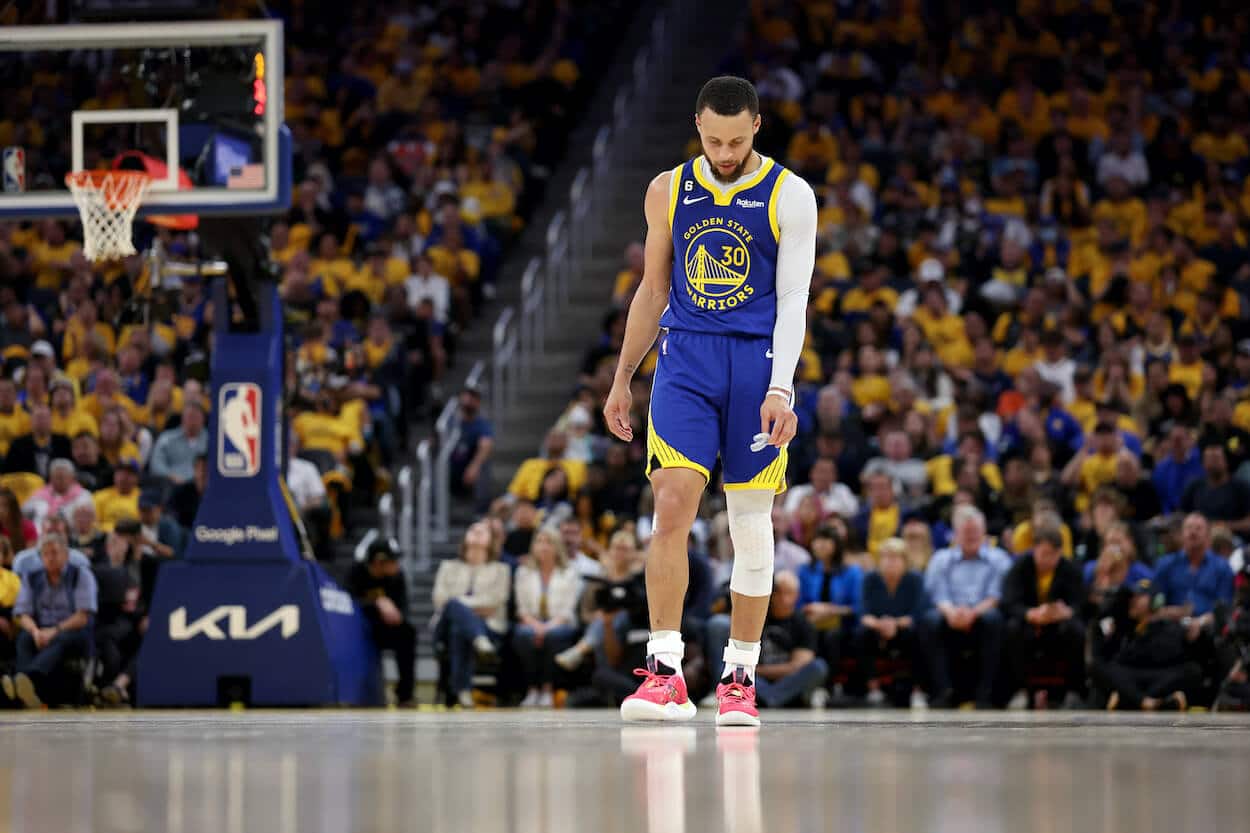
727, 489, 775, 597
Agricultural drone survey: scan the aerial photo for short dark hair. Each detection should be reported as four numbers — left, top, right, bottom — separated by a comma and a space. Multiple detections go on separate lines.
695, 76, 759, 117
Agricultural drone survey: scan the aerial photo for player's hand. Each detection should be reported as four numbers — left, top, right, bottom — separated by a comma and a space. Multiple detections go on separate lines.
760, 394, 797, 448
603, 382, 634, 442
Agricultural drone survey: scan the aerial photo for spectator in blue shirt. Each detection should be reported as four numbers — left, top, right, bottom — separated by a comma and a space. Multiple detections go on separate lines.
857, 537, 930, 707
1153, 514, 1234, 633
449, 387, 495, 511
1152, 423, 1204, 515
922, 506, 1012, 707
5, 533, 97, 709
797, 528, 863, 691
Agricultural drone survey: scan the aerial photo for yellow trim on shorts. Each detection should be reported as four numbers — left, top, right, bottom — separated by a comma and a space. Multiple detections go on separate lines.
646, 417, 710, 483
691, 156, 776, 206
768, 168, 790, 242
666, 164, 683, 228
724, 446, 789, 495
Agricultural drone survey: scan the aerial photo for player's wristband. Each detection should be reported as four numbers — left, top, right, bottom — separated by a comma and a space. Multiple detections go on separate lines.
766, 386, 792, 402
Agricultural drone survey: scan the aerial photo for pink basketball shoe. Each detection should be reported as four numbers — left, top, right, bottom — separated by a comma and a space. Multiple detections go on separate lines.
715, 668, 760, 727
620, 658, 697, 722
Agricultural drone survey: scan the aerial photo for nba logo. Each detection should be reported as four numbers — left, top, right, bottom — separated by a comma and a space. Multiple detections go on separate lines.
3, 147, 25, 193
218, 383, 261, 477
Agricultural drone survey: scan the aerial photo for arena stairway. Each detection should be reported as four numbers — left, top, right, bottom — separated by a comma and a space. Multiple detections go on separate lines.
406, 0, 751, 678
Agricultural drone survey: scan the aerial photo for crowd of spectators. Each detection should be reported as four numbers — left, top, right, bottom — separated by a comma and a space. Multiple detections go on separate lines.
431, 0, 1250, 711
0, 0, 632, 708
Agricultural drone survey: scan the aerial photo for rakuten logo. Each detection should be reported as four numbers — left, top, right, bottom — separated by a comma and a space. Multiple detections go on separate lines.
194, 525, 279, 545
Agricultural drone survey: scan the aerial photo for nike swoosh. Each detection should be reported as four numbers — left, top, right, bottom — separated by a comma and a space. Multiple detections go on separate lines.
765, 350, 774, 358
682, 195, 708, 205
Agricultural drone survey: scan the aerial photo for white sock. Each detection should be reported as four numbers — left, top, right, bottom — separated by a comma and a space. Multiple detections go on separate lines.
647, 630, 684, 676
723, 639, 761, 683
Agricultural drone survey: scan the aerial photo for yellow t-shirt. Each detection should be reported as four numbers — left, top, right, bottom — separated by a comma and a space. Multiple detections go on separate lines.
840, 286, 899, 315
93, 487, 140, 532
51, 408, 98, 439
1168, 360, 1206, 400
293, 411, 358, 460
0, 408, 31, 456
851, 374, 891, 408
81, 392, 144, 426
1077, 452, 1119, 511
100, 440, 141, 467
425, 245, 481, 285
507, 458, 588, 501
1037, 571, 1055, 602
613, 269, 641, 302
62, 319, 116, 362
867, 505, 901, 556
914, 309, 973, 368
1009, 520, 1075, 558
30, 239, 81, 290
926, 457, 1005, 496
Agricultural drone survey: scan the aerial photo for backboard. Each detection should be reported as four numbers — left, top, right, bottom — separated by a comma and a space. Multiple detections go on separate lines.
0, 20, 290, 219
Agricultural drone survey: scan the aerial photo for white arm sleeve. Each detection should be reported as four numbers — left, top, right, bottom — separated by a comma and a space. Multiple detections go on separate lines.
770, 173, 818, 392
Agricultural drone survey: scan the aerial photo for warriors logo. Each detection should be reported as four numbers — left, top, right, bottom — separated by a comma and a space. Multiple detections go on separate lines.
683, 226, 755, 311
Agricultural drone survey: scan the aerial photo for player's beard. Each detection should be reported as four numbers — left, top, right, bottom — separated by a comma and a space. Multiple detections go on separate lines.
705, 148, 753, 183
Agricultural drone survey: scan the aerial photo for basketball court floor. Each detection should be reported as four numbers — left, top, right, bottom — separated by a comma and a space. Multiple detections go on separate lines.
2, 709, 1245, 833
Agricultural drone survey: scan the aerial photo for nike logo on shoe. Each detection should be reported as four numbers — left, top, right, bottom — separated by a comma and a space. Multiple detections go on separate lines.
682, 195, 708, 205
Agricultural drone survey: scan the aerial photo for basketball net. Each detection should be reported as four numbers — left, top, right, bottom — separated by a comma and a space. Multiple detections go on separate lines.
64, 170, 151, 262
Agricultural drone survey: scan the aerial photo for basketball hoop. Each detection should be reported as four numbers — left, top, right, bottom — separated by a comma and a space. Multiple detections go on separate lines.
64, 170, 151, 262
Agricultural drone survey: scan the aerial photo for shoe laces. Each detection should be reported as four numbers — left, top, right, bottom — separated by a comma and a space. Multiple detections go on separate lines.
633, 667, 675, 690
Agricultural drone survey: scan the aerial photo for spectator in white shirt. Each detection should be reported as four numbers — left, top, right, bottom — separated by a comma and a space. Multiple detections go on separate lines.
287, 438, 333, 561
771, 504, 813, 574
862, 431, 930, 507
1034, 329, 1077, 403
513, 527, 582, 707
404, 251, 451, 324
363, 157, 406, 222
1096, 131, 1149, 190
784, 457, 859, 519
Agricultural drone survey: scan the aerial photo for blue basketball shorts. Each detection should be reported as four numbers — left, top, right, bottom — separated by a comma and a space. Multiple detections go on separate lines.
646, 329, 788, 494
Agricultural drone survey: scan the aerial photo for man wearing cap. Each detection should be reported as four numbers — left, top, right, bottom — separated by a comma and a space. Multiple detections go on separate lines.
348, 538, 416, 706
148, 404, 208, 486
27, 340, 57, 376
93, 457, 142, 533
895, 257, 962, 319
1089, 577, 1202, 711
3, 403, 71, 480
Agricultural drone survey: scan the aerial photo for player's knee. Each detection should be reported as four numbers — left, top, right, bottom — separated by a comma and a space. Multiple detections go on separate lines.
727, 489, 775, 596
651, 473, 702, 539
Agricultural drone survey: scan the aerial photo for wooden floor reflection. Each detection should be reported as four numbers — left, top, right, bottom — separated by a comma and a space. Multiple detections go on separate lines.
0, 710, 1246, 833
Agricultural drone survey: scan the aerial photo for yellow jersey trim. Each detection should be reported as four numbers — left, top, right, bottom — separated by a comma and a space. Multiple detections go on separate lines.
768, 168, 791, 242
666, 164, 683, 229
691, 155, 776, 206
646, 414, 711, 483
724, 446, 789, 495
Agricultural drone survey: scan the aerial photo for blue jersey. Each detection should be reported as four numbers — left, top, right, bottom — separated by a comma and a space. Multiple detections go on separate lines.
660, 155, 790, 338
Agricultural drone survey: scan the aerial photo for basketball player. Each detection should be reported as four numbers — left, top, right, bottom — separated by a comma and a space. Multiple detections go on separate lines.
604, 76, 817, 726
